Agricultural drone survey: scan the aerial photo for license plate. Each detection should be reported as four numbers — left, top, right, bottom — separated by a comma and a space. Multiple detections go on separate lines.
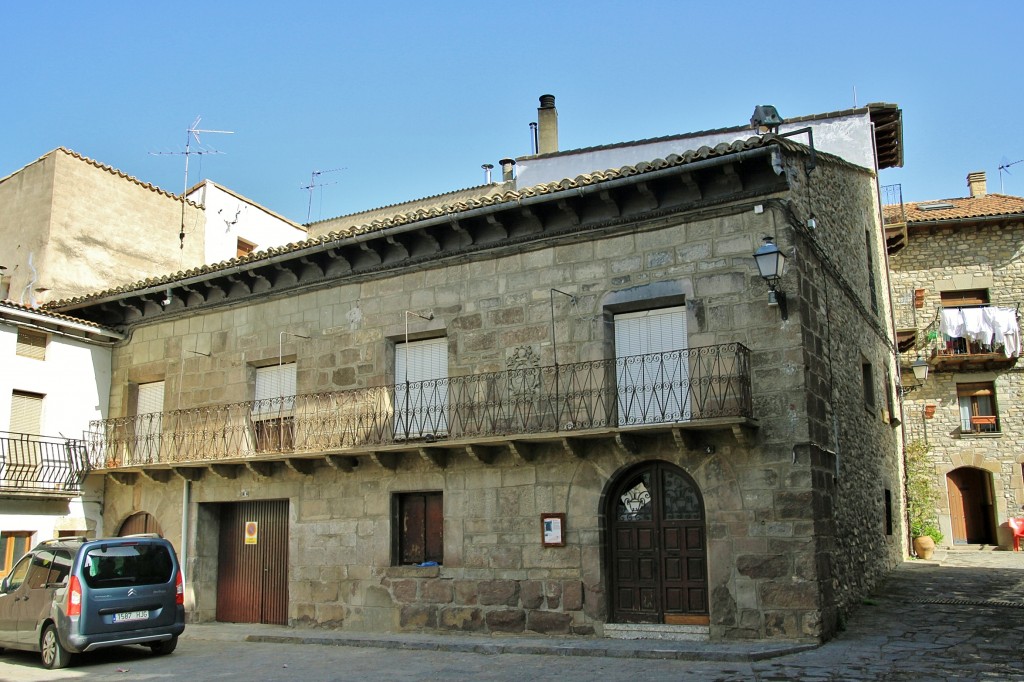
112, 610, 149, 623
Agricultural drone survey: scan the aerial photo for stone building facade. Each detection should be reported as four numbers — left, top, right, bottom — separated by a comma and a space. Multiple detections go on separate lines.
886, 172, 1024, 548
56, 119, 903, 643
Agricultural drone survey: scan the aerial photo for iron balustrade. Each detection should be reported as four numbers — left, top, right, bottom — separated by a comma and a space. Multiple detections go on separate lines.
87, 343, 752, 468
0, 431, 90, 495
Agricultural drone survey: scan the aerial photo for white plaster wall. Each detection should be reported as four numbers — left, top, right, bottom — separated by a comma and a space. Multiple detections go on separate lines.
0, 322, 111, 436
0, 322, 111, 542
515, 112, 876, 187
191, 181, 307, 264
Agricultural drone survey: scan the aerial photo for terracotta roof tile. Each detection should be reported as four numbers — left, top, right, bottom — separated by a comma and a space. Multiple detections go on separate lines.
0, 299, 120, 332
47, 135, 822, 309
885, 194, 1024, 223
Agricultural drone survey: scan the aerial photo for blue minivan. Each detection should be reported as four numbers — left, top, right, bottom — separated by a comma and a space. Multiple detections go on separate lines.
0, 535, 185, 669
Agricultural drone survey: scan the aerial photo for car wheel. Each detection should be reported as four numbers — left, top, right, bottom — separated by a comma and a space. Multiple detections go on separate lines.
149, 636, 178, 656
41, 624, 72, 670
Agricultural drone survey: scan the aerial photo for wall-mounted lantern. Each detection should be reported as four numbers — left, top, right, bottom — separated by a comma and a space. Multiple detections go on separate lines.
753, 237, 788, 320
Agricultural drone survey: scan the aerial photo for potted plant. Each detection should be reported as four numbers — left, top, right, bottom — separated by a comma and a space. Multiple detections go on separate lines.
906, 439, 943, 559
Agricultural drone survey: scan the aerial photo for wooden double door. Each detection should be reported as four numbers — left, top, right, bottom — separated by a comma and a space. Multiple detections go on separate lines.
946, 467, 995, 545
608, 461, 708, 624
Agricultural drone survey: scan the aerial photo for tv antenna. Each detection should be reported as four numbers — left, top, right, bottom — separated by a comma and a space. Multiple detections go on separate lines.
998, 158, 1024, 193
301, 167, 346, 223
150, 116, 234, 249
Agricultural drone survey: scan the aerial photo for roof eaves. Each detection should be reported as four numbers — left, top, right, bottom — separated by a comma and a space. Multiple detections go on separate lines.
49, 136, 821, 310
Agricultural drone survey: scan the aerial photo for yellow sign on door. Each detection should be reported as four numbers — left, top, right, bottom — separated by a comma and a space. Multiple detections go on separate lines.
244, 521, 258, 545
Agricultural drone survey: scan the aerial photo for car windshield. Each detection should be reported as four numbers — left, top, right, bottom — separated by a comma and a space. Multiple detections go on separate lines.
81, 543, 174, 588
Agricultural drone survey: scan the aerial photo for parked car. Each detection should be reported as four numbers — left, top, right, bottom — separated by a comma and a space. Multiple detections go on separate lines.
0, 535, 185, 669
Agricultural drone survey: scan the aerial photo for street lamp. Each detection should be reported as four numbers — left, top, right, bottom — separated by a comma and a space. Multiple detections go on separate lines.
753, 237, 788, 320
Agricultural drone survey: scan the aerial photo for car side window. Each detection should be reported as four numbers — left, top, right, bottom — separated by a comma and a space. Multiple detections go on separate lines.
25, 550, 54, 590
4, 554, 32, 591
47, 551, 73, 586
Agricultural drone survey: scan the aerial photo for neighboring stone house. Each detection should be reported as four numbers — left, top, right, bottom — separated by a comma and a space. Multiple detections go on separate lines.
886, 171, 1024, 548
0, 148, 306, 305
0, 301, 120, 577
51, 100, 904, 644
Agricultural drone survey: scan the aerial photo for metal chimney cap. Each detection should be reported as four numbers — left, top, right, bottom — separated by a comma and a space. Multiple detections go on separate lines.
539, 94, 556, 109
499, 158, 516, 167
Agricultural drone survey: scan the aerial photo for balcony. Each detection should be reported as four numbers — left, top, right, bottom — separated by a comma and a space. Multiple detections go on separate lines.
926, 306, 1021, 372
0, 431, 91, 497
882, 183, 907, 255
86, 344, 754, 477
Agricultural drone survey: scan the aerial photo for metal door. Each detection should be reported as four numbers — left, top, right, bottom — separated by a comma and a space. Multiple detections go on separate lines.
216, 500, 289, 624
608, 461, 708, 624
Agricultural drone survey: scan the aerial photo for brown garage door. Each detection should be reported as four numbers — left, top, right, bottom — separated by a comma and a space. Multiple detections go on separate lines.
216, 500, 289, 624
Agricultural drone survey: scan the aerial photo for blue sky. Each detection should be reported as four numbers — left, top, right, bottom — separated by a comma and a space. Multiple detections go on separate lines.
3, 1, 1021, 224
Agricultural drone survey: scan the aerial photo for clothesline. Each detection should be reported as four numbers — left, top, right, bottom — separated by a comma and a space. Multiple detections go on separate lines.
937, 305, 1020, 358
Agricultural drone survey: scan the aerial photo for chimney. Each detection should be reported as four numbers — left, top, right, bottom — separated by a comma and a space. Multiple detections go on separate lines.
500, 158, 516, 182
537, 94, 558, 155
482, 163, 494, 184
967, 171, 987, 198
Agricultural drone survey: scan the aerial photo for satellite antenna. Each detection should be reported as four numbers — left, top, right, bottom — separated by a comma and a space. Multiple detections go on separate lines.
151, 116, 234, 249
300, 167, 346, 223
998, 158, 1024, 193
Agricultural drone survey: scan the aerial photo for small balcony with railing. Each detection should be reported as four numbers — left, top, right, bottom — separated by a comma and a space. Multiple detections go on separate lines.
86, 343, 754, 478
0, 431, 91, 497
882, 183, 907, 255
920, 305, 1021, 372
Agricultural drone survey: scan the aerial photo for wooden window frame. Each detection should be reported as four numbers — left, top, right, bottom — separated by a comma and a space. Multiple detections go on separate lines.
1, 532, 33, 579
393, 491, 443, 565
957, 381, 999, 434
236, 238, 257, 258
940, 289, 990, 307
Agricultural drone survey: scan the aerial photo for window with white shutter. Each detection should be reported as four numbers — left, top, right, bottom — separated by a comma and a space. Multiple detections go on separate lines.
614, 306, 689, 425
134, 381, 165, 461
252, 363, 297, 451
395, 338, 448, 438
10, 390, 44, 434
16, 329, 47, 361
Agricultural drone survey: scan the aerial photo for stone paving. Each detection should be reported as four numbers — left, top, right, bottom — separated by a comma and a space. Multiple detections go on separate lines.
1, 549, 1021, 680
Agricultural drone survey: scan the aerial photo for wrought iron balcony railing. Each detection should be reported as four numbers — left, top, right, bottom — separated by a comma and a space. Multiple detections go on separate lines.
87, 343, 752, 469
0, 431, 91, 495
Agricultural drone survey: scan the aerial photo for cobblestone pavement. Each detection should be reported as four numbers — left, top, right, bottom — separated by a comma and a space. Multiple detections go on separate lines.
1, 549, 1021, 681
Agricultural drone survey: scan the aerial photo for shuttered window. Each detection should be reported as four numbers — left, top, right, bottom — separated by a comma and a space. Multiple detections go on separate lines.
395, 491, 443, 565
137, 381, 165, 414
254, 363, 297, 415
395, 338, 449, 438
614, 307, 689, 425
252, 364, 297, 452
135, 381, 165, 457
16, 329, 47, 360
10, 390, 44, 434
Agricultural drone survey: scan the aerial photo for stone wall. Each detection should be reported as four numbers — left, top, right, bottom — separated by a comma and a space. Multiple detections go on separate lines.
99, 151, 901, 641
890, 221, 1024, 546
0, 150, 205, 304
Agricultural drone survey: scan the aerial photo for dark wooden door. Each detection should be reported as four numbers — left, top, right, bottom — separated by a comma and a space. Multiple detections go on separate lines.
947, 468, 994, 545
608, 462, 708, 624
216, 500, 289, 624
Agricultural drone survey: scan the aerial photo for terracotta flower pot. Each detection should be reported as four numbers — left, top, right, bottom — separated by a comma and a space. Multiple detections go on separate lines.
913, 535, 936, 560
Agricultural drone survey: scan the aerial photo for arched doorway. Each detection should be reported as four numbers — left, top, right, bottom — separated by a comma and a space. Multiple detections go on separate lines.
606, 461, 708, 624
118, 512, 163, 537
946, 467, 995, 545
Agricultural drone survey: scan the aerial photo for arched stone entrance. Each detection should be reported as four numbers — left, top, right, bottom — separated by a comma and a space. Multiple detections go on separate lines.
605, 460, 708, 624
946, 467, 996, 545
117, 511, 163, 537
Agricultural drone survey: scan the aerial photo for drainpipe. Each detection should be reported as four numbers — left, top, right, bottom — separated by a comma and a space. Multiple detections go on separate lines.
181, 478, 191, 584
